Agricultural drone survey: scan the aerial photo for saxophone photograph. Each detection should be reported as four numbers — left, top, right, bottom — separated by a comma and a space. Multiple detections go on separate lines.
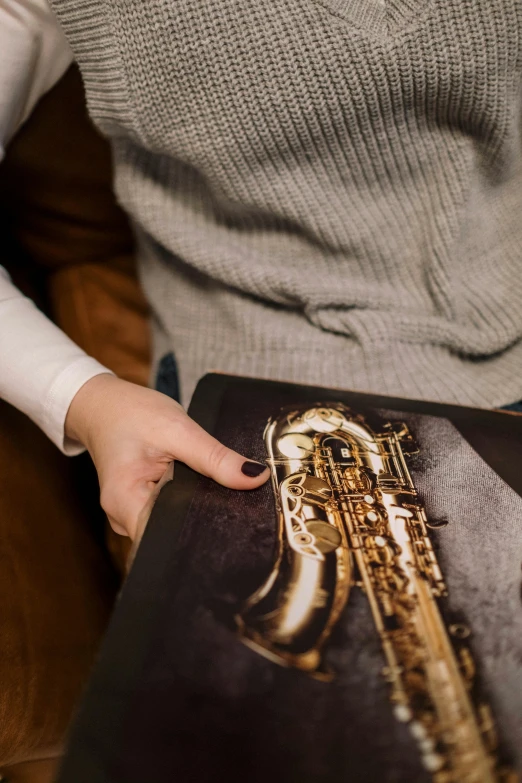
236, 404, 516, 783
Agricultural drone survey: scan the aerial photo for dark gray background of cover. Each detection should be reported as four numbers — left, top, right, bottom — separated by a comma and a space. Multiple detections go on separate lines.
57, 376, 522, 783
380, 410, 522, 757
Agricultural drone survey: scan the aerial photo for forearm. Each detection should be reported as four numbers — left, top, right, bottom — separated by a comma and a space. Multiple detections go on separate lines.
0, 267, 112, 454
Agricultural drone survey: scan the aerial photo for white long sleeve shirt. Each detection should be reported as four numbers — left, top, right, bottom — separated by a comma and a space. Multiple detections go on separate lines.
0, 0, 113, 454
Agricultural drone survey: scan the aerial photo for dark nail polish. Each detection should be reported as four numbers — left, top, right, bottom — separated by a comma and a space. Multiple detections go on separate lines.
241, 460, 267, 478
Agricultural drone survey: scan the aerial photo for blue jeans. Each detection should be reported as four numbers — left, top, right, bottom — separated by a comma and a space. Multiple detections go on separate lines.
155, 352, 181, 402
502, 401, 522, 412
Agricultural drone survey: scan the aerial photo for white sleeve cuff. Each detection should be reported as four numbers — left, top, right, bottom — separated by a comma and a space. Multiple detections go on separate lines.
43, 357, 113, 455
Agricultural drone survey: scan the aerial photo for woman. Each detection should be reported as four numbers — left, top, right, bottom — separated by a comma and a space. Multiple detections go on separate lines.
1, 0, 521, 540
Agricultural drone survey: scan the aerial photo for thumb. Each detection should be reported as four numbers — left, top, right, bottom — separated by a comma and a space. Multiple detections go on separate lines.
169, 413, 270, 489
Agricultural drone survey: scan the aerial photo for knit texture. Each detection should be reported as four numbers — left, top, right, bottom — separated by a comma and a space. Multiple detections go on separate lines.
50, 0, 522, 407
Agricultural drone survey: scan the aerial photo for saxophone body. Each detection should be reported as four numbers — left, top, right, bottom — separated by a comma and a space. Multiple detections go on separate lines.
236, 405, 510, 783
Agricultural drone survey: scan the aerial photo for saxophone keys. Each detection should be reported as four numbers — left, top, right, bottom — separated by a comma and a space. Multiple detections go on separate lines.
449, 623, 471, 640
421, 751, 445, 773
393, 703, 413, 723
292, 531, 314, 548
293, 648, 322, 673
303, 407, 345, 433
276, 433, 315, 458
426, 518, 449, 530
287, 485, 305, 497
459, 648, 476, 682
305, 520, 343, 554
409, 720, 428, 740
478, 704, 498, 752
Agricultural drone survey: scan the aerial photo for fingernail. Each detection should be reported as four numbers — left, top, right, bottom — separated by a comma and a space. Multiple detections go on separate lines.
241, 460, 267, 477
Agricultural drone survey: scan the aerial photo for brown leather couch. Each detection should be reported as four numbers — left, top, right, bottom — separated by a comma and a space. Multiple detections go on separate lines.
0, 67, 151, 782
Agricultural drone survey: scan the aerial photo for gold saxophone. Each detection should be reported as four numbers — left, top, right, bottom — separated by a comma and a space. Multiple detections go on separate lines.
236, 404, 514, 783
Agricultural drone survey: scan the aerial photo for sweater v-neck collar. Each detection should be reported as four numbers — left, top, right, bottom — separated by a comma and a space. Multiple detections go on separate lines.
314, 0, 431, 37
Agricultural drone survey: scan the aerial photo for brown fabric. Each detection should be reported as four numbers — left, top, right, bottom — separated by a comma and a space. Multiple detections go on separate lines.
51, 261, 151, 388
0, 400, 117, 769
0, 64, 156, 766
1, 757, 59, 783
0, 64, 148, 574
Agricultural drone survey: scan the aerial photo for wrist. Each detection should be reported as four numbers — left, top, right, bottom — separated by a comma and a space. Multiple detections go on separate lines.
65, 372, 119, 448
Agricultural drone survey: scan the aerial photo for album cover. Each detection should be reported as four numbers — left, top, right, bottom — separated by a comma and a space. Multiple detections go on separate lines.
58, 373, 522, 783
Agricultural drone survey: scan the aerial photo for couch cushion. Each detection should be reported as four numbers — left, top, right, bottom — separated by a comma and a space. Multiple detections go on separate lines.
0, 65, 151, 388
0, 64, 151, 766
0, 65, 148, 576
0, 757, 58, 783
0, 400, 117, 768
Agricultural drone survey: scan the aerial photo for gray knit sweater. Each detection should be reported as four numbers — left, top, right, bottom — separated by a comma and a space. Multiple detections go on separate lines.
51, 0, 522, 407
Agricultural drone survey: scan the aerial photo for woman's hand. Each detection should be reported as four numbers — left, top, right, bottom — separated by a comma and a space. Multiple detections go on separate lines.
65, 374, 269, 541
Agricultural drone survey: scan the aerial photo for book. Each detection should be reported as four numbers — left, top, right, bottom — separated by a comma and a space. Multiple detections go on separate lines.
58, 373, 522, 783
